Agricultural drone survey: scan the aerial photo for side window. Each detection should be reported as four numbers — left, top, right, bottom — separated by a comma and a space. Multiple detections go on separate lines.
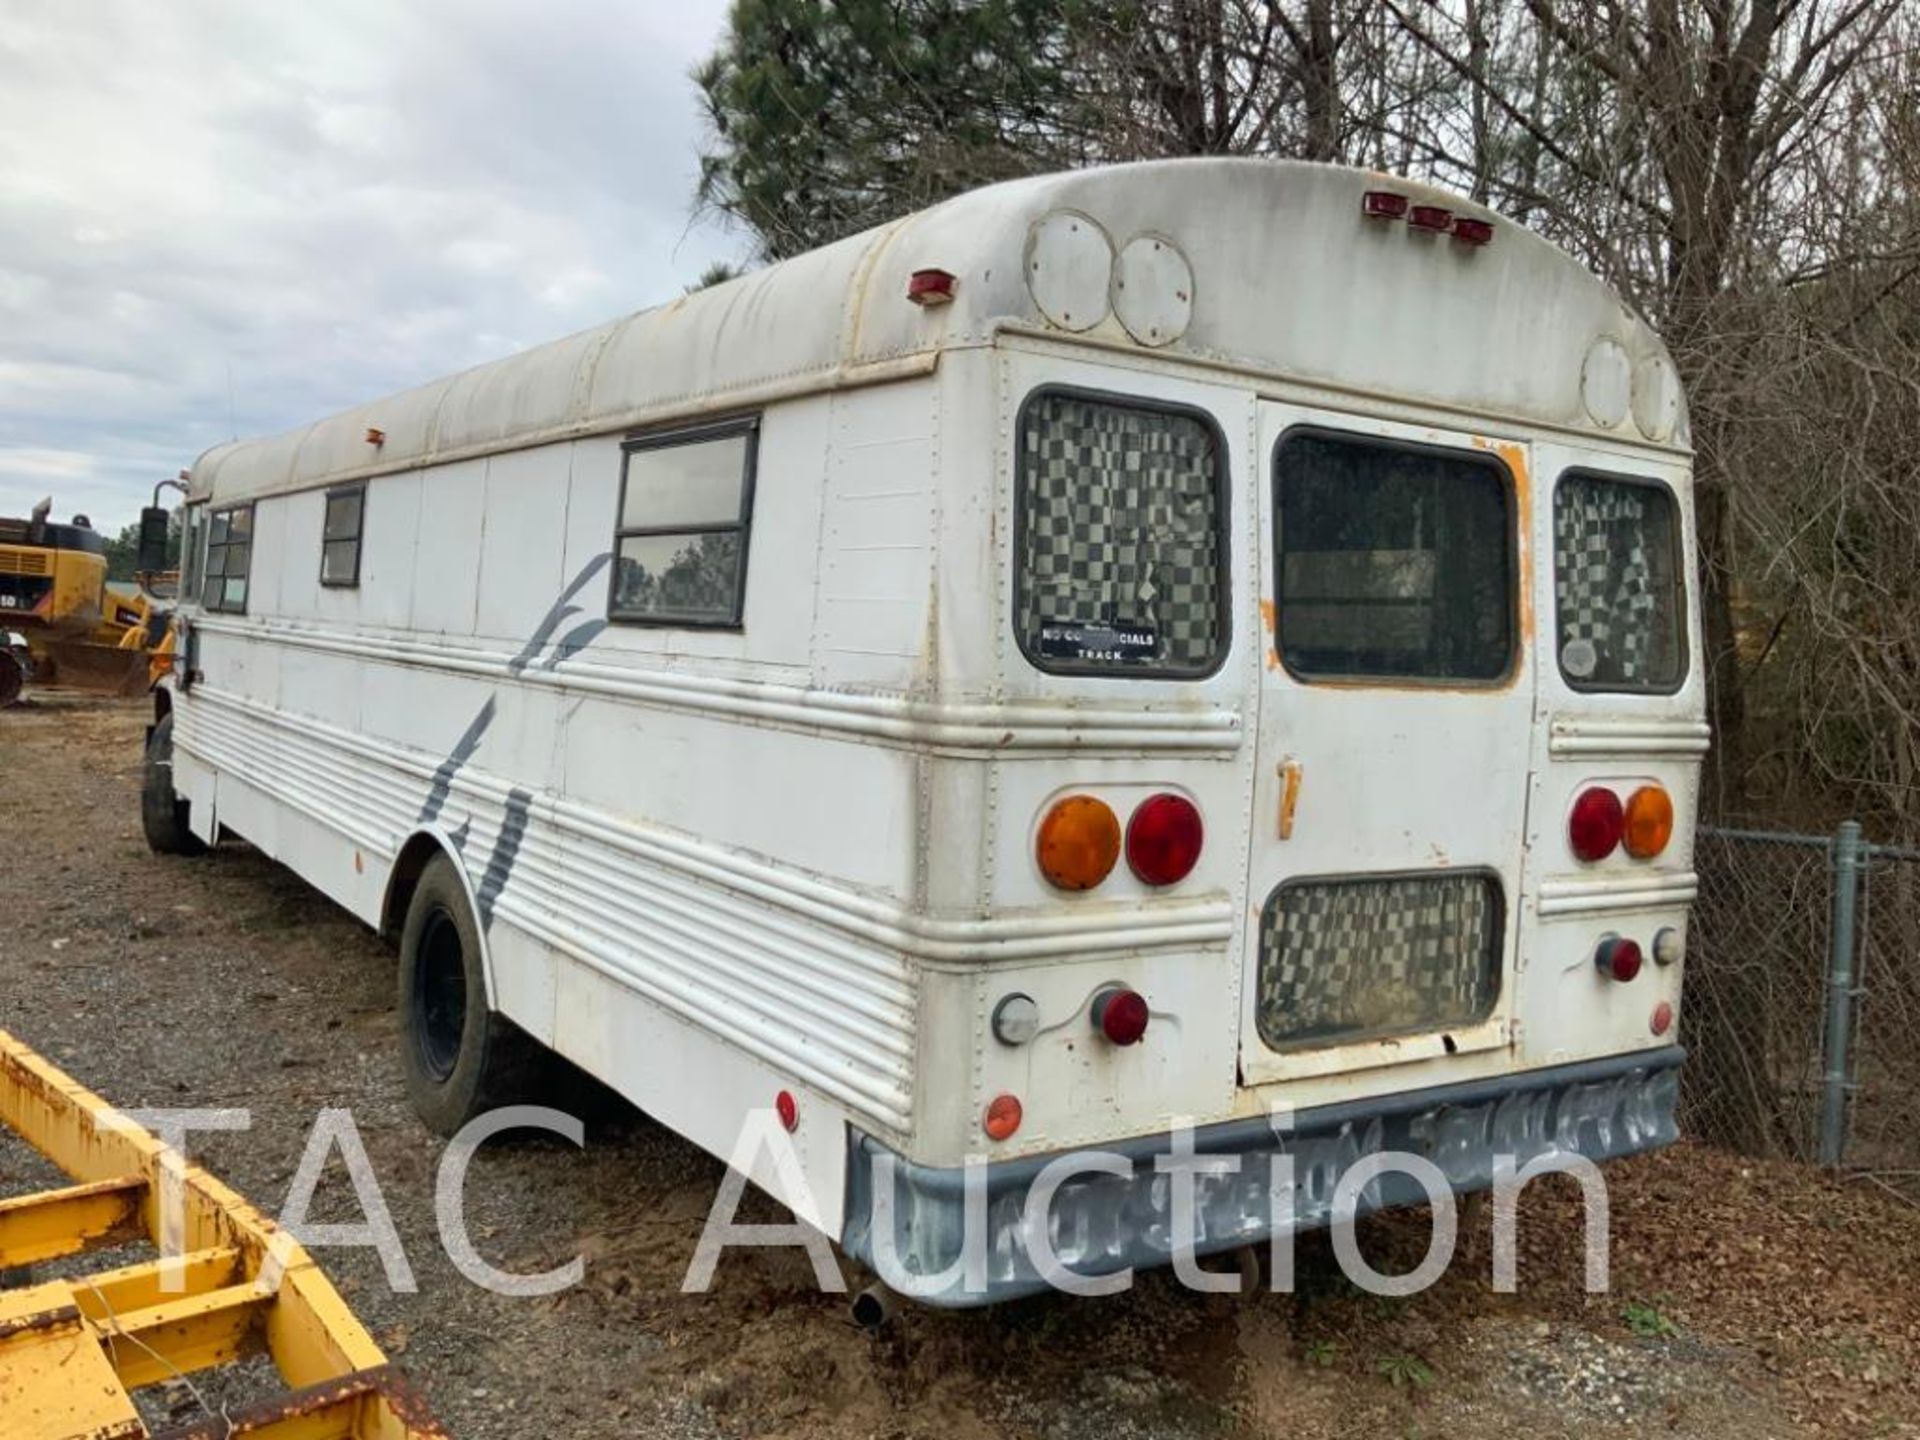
321, 484, 365, 588
180, 502, 207, 604
1275, 430, 1513, 682
202, 504, 254, 615
609, 418, 756, 627
1553, 472, 1685, 691
1014, 389, 1228, 677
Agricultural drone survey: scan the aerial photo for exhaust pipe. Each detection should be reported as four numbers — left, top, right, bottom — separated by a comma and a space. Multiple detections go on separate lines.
850, 1283, 896, 1331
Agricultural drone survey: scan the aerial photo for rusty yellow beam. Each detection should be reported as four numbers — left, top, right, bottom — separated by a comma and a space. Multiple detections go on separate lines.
70, 1246, 242, 1321
0, 1028, 447, 1438
0, 1173, 146, 1267
95, 1280, 272, 1389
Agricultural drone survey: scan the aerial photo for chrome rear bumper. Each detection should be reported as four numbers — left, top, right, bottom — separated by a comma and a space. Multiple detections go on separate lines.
842, 1046, 1683, 1306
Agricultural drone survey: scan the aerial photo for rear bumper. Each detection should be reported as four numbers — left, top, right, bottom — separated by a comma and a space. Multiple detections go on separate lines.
842, 1046, 1683, 1307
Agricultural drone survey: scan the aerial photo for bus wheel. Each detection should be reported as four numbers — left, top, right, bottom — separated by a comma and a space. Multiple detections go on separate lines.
0, 650, 22, 707
398, 854, 537, 1136
141, 714, 206, 856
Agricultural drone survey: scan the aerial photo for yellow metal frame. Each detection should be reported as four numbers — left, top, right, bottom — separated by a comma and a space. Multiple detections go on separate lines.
0, 1029, 446, 1439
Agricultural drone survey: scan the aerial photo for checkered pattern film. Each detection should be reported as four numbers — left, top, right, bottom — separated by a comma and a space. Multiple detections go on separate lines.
1017, 393, 1224, 673
1554, 476, 1681, 688
1257, 874, 1502, 1051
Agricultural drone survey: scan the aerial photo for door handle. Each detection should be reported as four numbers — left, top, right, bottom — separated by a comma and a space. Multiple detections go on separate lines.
1277, 758, 1303, 840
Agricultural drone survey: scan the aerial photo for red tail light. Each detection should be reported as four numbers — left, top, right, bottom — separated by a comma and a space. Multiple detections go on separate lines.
1569, 787, 1624, 861
1126, 793, 1203, 886
1091, 987, 1150, 1046
1595, 935, 1643, 983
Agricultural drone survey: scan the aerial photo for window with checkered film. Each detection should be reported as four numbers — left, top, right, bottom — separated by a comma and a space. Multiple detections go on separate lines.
1257, 873, 1503, 1052
1553, 474, 1684, 690
1015, 392, 1226, 676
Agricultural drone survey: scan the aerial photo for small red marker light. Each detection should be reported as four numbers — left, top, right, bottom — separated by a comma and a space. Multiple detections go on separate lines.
983, 1093, 1022, 1141
1651, 1000, 1674, 1036
1362, 190, 1409, 220
1408, 205, 1453, 233
1569, 787, 1624, 862
775, 1090, 798, 1132
907, 268, 956, 306
364, 427, 386, 446
1452, 217, 1494, 246
1595, 936, 1643, 983
1091, 987, 1150, 1046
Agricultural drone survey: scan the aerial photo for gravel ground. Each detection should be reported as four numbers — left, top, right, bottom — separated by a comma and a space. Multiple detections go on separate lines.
4, 691, 1919, 1439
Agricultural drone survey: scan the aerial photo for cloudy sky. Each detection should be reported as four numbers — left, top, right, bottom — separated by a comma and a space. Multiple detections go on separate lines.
0, 0, 740, 536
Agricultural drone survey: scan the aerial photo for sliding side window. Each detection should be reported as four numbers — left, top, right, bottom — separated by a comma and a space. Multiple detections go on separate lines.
1014, 389, 1228, 677
202, 504, 254, 615
320, 483, 365, 588
609, 418, 756, 628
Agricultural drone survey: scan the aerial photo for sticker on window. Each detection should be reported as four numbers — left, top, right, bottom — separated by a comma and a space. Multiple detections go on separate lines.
1037, 619, 1158, 663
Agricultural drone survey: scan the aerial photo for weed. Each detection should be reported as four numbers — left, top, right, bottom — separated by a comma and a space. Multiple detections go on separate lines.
1623, 1298, 1680, 1340
1374, 1353, 1435, 1389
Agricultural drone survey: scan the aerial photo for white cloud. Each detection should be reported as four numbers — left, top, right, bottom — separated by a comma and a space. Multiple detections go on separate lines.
0, 0, 741, 536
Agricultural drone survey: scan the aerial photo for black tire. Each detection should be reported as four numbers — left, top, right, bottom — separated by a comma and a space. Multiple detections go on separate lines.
142, 713, 207, 856
398, 854, 539, 1136
0, 650, 23, 708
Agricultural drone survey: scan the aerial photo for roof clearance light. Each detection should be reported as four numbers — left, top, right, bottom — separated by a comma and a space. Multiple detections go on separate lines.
1595, 934, 1644, 983
1362, 190, 1410, 220
1090, 986, 1150, 1046
1452, 217, 1495, 246
775, 1090, 798, 1132
983, 1093, 1023, 1141
1569, 787, 1624, 862
1037, 795, 1121, 891
1408, 204, 1453, 233
1623, 785, 1675, 859
907, 268, 957, 306
1126, 793, 1204, 887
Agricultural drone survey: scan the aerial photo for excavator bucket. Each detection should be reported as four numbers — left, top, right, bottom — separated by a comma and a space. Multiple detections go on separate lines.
0, 1030, 448, 1439
33, 638, 152, 697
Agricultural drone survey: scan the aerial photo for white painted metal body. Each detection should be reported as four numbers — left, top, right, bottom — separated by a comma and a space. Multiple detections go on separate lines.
169, 160, 1701, 1244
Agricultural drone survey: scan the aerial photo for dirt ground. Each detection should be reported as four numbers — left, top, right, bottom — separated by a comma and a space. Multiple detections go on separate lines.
3, 691, 1919, 1439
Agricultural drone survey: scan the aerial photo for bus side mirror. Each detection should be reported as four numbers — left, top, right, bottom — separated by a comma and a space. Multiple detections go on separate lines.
137, 507, 171, 575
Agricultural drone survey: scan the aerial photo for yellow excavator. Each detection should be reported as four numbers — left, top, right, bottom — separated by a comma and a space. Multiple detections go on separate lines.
0, 495, 174, 706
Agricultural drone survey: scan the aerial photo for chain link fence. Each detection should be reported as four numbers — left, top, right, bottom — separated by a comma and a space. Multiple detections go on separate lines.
1686, 823, 1920, 1191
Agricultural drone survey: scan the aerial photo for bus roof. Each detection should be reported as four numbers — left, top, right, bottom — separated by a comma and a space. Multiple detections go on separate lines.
189, 159, 1686, 504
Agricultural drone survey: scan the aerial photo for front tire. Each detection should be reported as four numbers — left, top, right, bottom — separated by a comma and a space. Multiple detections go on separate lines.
142, 713, 206, 856
398, 854, 538, 1136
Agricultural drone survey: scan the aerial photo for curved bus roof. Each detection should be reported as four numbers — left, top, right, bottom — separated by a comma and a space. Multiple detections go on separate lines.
190, 159, 1687, 504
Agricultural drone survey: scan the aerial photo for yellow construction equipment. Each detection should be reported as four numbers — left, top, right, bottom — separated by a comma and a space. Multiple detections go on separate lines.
0, 1029, 446, 1439
0, 497, 173, 703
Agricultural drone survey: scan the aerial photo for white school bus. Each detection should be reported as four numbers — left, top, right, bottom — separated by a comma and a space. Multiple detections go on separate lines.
148, 160, 1700, 1303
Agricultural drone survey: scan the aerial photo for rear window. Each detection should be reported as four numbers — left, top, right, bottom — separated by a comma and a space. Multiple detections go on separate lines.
1014, 390, 1227, 677
1275, 431, 1513, 681
1553, 473, 1685, 690
1257, 872, 1503, 1052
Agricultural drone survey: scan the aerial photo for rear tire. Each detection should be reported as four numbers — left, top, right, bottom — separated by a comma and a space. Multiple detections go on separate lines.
142, 713, 206, 856
398, 854, 540, 1136
0, 650, 22, 708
